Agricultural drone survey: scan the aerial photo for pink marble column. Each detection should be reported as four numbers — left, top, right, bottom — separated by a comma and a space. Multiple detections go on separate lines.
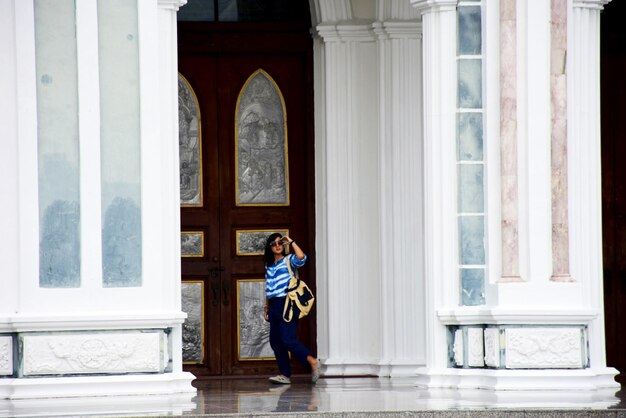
499, 0, 522, 282
550, 0, 574, 282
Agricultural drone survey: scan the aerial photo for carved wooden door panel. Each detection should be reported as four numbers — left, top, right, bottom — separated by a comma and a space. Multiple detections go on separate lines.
178, 26, 315, 377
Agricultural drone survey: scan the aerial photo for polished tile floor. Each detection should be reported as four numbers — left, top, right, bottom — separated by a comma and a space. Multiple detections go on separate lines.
2, 377, 626, 417
190, 377, 626, 415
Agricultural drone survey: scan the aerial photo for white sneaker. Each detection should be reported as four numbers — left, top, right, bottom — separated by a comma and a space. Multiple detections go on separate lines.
268, 375, 291, 384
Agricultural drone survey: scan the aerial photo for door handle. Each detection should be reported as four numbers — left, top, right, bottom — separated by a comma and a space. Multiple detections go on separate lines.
208, 265, 225, 305
210, 278, 220, 306
222, 280, 230, 306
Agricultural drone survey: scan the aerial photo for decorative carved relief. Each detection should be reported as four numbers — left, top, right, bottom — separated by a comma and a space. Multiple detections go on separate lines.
236, 229, 289, 256
483, 328, 500, 368
467, 328, 484, 367
235, 69, 289, 206
182, 281, 204, 364
505, 328, 583, 369
453, 329, 464, 366
238, 280, 273, 360
0, 336, 12, 375
179, 74, 203, 207
181, 231, 204, 257
23, 332, 165, 376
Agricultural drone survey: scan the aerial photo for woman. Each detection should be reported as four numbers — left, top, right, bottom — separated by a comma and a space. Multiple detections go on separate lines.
264, 233, 319, 384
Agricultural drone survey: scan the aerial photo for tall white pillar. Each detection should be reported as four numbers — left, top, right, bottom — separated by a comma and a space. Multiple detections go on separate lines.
569, 0, 614, 385
0, 0, 195, 401
411, 0, 458, 380
374, 19, 426, 376
410, 0, 618, 392
157, 0, 187, 376
314, 21, 383, 376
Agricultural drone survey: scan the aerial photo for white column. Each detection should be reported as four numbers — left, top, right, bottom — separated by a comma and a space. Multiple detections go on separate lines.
410, 0, 618, 392
374, 21, 426, 376
313, 34, 329, 364
156, 0, 187, 375
411, 0, 458, 378
314, 23, 382, 376
0, 0, 195, 400
569, 0, 615, 384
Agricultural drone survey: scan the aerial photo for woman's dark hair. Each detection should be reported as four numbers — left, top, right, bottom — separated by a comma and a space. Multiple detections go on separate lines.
264, 232, 284, 268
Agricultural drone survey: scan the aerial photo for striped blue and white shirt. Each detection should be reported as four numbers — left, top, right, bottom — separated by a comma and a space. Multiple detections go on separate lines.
265, 254, 307, 299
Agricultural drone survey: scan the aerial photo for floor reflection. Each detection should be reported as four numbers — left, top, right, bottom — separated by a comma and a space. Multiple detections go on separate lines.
190, 377, 623, 415
0, 377, 623, 417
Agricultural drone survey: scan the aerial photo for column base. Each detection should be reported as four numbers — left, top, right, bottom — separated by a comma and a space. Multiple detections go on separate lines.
320, 358, 428, 378
0, 372, 196, 400
413, 367, 620, 391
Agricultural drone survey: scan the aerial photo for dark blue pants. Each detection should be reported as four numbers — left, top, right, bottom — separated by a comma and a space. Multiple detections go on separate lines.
268, 296, 312, 377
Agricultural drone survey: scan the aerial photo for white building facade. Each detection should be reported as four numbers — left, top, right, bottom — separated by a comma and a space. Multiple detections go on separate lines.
0, 0, 619, 400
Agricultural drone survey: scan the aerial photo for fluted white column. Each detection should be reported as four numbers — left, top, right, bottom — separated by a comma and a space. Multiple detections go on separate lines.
412, 0, 458, 374
314, 23, 382, 376
569, 0, 615, 382
374, 21, 425, 376
313, 33, 330, 366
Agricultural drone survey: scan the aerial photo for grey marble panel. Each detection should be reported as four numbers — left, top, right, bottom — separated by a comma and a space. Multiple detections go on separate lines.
459, 215, 485, 265
236, 71, 289, 206
178, 75, 202, 206
458, 164, 484, 213
457, 112, 483, 161
182, 282, 204, 364
458, 59, 482, 109
238, 280, 273, 360
461, 268, 485, 306
458, 6, 482, 55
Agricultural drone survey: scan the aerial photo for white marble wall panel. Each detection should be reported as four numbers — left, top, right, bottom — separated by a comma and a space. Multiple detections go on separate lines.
505, 328, 584, 369
0, 336, 12, 375
483, 328, 500, 368
467, 328, 484, 367
22, 332, 166, 376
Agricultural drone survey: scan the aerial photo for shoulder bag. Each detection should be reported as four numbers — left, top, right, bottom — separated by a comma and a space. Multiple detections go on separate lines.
282, 259, 315, 322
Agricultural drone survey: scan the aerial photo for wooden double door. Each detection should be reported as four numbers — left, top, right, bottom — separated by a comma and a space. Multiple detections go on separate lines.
178, 24, 315, 377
